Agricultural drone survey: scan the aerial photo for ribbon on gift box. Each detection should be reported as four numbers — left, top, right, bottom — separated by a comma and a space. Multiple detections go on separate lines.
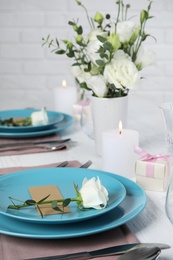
134, 146, 169, 178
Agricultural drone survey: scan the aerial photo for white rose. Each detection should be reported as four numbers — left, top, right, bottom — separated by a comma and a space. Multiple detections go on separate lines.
31, 107, 48, 126
87, 75, 108, 97
80, 177, 109, 209
104, 51, 141, 89
116, 21, 137, 43
135, 45, 155, 70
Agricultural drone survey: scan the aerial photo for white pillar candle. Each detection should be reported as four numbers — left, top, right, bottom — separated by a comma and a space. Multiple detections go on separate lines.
102, 121, 139, 178
54, 80, 77, 116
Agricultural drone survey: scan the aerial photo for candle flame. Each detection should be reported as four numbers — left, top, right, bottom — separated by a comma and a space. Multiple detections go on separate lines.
62, 80, 67, 88
119, 120, 123, 135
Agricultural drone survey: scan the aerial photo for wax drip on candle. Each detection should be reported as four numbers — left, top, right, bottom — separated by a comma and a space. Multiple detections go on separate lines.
62, 80, 67, 88
119, 120, 122, 135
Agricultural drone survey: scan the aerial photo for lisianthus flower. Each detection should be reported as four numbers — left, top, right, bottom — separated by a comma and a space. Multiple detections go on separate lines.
86, 75, 108, 97
135, 45, 155, 70
116, 21, 137, 43
85, 28, 108, 43
71, 65, 91, 84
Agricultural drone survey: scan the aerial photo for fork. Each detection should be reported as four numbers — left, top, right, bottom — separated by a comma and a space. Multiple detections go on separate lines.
80, 160, 92, 168
57, 160, 92, 169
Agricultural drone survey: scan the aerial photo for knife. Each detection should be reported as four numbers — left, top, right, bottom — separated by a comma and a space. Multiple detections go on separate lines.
25, 243, 170, 260
0, 138, 71, 148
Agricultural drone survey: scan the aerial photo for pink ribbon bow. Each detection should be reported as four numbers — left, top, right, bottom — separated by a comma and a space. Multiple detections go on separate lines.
134, 146, 169, 178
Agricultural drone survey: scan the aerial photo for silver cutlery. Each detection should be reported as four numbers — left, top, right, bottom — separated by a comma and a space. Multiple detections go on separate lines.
56, 160, 92, 169
57, 161, 69, 167
117, 246, 161, 260
25, 243, 170, 260
0, 138, 71, 148
80, 160, 92, 168
0, 144, 66, 152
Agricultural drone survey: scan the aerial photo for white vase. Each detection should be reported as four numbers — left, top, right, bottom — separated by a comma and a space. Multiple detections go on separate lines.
91, 95, 128, 156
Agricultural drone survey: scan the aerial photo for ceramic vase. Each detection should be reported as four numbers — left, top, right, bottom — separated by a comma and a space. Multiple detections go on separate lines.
91, 95, 128, 156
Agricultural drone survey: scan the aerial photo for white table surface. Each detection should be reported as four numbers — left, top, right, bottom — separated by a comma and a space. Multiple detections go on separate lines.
0, 122, 172, 259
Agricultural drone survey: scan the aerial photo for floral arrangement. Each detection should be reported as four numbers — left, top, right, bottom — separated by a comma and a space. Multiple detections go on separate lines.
42, 0, 155, 98
8, 177, 109, 218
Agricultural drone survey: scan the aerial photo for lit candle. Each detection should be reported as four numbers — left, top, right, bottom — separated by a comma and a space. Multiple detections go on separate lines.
102, 121, 139, 178
54, 80, 77, 115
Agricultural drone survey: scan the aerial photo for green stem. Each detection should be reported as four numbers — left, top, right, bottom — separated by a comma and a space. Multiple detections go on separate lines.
77, 1, 94, 30
8, 197, 80, 210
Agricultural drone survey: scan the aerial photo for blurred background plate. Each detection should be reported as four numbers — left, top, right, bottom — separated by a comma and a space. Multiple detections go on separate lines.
0, 109, 64, 132
0, 113, 73, 138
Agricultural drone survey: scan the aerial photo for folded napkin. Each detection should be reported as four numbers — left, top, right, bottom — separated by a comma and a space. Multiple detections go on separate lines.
0, 225, 139, 260
0, 160, 81, 176
0, 134, 67, 156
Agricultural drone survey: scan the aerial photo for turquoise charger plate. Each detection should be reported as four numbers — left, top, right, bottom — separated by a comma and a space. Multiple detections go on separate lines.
0, 168, 126, 224
0, 168, 146, 238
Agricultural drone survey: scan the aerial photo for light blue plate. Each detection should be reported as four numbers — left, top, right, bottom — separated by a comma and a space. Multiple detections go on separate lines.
0, 168, 126, 224
0, 169, 146, 238
0, 113, 74, 138
0, 109, 64, 132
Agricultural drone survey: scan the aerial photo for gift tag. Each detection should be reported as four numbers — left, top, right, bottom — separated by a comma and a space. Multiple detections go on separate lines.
29, 185, 71, 216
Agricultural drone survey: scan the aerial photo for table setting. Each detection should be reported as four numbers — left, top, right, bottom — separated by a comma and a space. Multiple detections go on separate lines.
0, 0, 173, 259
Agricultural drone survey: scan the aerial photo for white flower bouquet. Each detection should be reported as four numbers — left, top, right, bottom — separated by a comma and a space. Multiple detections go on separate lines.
43, 0, 155, 98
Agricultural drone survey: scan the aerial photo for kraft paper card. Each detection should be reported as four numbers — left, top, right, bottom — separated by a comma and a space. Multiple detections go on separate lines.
29, 185, 71, 216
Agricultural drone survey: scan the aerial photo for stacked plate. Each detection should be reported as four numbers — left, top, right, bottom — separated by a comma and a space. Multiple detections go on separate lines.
0, 109, 74, 138
0, 168, 147, 238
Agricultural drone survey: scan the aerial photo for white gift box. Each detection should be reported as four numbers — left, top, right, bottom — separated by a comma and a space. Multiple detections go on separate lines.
135, 156, 170, 192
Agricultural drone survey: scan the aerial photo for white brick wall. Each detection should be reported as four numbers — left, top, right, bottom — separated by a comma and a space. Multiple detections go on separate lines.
0, 0, 173, 117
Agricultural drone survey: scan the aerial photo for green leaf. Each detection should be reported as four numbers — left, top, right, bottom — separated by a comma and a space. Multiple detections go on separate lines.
38, 194, 50, 204
68, 21, 75, 26
63, 198, 71, 207
72, 62, 82, 66
74, 183, 80, 196
100, 53, 109, 60
66, 50, 75, 58
55, 38, 59, 47
36, 204, 43, 218
55, 50, 66, 55
77, 26, 83, 35
96, 59, 105, 67
103, 41, 112, 51
51, 200, 63, 212
97, 35, 107, 43
25, 199, 36, 206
